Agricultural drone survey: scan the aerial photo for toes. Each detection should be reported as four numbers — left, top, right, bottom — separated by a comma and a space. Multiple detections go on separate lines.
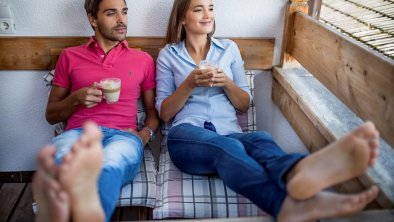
83, 121, 102, 144
37, 145, 57, 173
62, 152, 73, 164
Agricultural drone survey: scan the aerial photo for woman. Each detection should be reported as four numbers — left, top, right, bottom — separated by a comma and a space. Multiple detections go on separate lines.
155, 0, 379, 221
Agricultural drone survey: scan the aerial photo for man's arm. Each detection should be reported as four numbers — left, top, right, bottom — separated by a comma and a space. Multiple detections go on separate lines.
45, 85, 103, 125
138, 88, 160, 145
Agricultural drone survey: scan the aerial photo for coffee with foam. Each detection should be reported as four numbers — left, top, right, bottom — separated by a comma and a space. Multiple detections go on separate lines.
99, 78, 121, 104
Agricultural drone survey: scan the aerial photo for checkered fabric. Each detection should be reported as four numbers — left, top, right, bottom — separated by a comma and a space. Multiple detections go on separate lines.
42, 71, 157, 208
154, 71, 268, 219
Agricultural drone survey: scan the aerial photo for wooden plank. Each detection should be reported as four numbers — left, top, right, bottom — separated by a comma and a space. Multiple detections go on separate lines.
0, 171, 34, 183
8, 183, 34, 222
118, 206, 150, 221
0, 183, 26, 222
272, 77, 329, 153
288, 12, 394, 148
280, 0, 309, 67
272, 70, 380, 208
321, 210, 394, 222
272, 66, 394, 208
0, 37, 274, 70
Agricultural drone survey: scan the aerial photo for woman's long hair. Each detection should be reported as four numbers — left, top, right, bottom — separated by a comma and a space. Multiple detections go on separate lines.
165, 0, 215, 44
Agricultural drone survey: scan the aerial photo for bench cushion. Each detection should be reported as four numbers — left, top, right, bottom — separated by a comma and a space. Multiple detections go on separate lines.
153, 71, 268, 219
117, 149, 157, 208
43, 71, 157, 208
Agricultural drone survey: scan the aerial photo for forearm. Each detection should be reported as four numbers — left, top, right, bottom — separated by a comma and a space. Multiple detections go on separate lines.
160, 81, 194, 122
45, 94, 78, 125
223, 82, 250, 112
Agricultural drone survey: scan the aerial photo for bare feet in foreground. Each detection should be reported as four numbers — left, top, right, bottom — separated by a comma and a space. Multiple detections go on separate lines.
286, 121, 379, 200
33, 145, 69, 222
58, 121, 105, 222
278, 185, 379, 222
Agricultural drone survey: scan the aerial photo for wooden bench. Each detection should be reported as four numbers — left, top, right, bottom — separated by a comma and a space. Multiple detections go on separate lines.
1, 0, 393, 220
0, 36, 274, 221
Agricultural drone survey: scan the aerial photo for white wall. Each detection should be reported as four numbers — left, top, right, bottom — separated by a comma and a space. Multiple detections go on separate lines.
0, 0, 305, 171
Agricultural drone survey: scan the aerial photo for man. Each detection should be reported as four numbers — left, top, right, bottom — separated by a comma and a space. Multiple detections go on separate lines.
44, 0, 159, 220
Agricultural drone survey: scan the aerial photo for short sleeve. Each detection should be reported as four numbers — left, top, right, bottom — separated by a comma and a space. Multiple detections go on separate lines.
141, 54, 156, 91
52, 50, 71, 90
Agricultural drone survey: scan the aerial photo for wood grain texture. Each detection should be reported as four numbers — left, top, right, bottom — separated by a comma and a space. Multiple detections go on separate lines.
0, 37, 274, 70
288, 12, 394, 147
273, 66, 394, 208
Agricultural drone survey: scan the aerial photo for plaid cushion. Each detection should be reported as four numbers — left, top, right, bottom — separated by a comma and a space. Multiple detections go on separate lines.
117, 149, 157, 208
43, 71, 157, 208
154, 71, 268, 219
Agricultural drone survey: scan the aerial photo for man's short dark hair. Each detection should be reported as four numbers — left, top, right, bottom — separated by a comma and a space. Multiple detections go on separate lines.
84, 0, 102, 18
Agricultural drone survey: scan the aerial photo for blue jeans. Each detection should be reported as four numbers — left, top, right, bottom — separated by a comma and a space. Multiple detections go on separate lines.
52, 127, 144, 222
167, 124, 305, 218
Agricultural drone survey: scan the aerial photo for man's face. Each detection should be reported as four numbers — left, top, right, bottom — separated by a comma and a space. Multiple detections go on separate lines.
90, 0, 128, 42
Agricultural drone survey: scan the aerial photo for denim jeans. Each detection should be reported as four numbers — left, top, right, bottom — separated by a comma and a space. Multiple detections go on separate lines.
167, 123, 305, 218
52, 127, 144, 222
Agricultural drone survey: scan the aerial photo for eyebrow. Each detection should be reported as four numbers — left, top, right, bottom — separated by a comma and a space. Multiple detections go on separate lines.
103, 7, 128, 13
193, 4, 214, 9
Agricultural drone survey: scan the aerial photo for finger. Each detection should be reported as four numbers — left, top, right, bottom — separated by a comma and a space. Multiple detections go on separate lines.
87, 88, 103, 96
86, 103, 98, 108
86, 95, 102, 103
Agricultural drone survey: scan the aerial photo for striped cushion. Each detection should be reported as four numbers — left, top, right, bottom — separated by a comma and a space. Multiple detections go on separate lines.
43, 71, 157, 208
154, 71, 268, 219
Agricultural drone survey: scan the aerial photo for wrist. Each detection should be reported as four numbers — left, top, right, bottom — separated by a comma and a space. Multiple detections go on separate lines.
142, 127, 154, 143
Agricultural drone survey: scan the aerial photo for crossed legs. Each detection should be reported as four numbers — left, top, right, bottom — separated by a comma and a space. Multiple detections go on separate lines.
168, 121, 380, 221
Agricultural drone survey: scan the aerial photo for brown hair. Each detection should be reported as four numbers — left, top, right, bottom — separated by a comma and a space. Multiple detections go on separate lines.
84, 0, 126, 30
165, 0, 216, 44
84, 0, 102, 18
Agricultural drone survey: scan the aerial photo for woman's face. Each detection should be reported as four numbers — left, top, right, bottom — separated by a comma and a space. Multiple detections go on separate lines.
182, 0, 215, 37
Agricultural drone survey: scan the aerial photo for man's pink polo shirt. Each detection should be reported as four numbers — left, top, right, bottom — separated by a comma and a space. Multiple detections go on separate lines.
53, 37, 156, 131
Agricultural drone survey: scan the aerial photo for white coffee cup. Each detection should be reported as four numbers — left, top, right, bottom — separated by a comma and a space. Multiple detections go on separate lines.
199, 60, 219, 70
99, 78, 121, 104
199, 60, 220, 87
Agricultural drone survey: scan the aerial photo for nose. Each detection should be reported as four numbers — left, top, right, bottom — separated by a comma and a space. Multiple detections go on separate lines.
117, 12, 127, 24
203, 8, 214, 19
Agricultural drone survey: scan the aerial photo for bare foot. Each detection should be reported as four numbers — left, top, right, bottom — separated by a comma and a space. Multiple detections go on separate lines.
58, 121, 105, 222
33, 145, 69, 222
287, 121, 379, 200
278, 186, 379, 222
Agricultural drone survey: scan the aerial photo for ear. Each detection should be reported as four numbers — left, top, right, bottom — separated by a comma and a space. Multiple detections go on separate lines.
181, 19, 186, 25
88, 14, 98, 28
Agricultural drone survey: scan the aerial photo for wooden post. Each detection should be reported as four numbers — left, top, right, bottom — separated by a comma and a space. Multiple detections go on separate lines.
280, 0, 309, 68
308, 0, 322, 19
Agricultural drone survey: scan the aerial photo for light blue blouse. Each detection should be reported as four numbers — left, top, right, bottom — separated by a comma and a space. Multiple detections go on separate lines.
155, 37, 252, 135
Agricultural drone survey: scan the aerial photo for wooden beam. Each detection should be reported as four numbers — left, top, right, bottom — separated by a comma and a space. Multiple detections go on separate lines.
280, 0, 309, 67
288, 12, 394, 148
0, 37, 274, 70
0, 183, 26, 222
272, 71, 381, 208
272, 78, 329, 153
272, 66, 394, 208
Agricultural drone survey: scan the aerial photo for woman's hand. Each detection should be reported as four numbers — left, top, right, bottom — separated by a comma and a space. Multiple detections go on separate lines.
185, 67, 216, 89
211, 68, 230, 88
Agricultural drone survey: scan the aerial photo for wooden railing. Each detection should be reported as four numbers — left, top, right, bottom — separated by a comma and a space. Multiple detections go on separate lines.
274, 0, 394, 209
